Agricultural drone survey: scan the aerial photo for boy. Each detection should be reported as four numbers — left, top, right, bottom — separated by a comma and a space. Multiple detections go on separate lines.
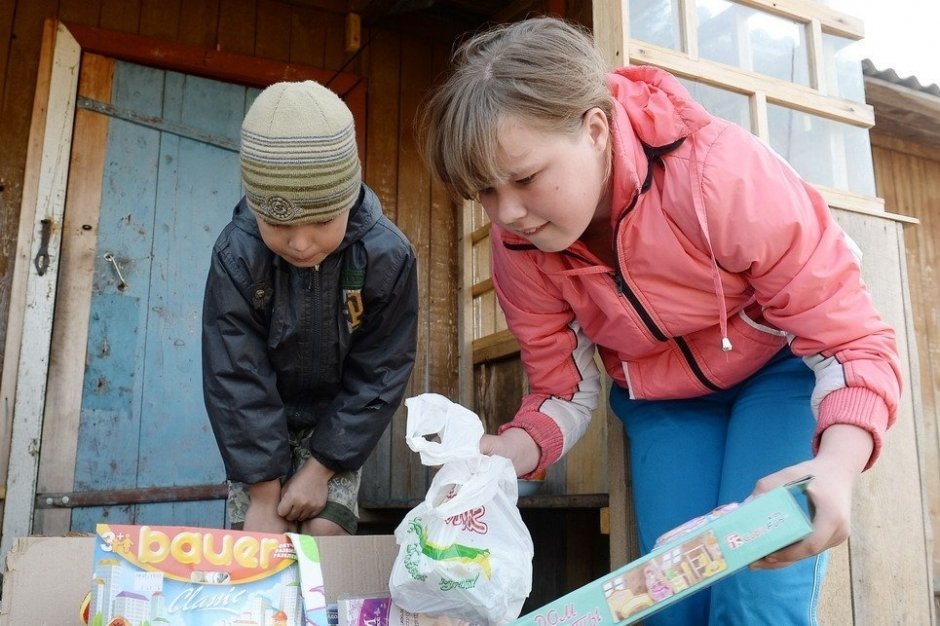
202, 80, 418, 536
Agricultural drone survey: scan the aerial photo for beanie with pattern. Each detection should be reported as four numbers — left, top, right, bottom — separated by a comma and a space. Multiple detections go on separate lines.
240, 80, 362, 225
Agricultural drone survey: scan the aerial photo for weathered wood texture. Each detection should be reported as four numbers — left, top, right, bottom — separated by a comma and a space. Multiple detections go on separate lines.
823, 209, 933, 624
0, 0, 461, 527
360, 30, 459, 504
867, 79, 940, 148
871, 130, 940, 615
32, 52, 112, 538
0, 19, 81, 563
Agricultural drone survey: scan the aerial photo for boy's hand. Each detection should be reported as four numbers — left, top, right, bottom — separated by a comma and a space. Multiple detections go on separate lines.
479, 428, 540, 477
749, 424, 873, 570
278, 458, 335, 522
244, 480, 291, 533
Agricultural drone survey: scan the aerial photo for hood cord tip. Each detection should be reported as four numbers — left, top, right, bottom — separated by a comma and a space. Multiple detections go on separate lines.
721, 337, 733, 352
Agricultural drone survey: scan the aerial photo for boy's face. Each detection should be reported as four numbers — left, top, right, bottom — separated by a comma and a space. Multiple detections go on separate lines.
255, 211, 349, 268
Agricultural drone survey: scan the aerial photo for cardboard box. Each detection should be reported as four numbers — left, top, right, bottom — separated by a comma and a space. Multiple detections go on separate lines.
512, 480, 813, 626
0, 531, 397, 626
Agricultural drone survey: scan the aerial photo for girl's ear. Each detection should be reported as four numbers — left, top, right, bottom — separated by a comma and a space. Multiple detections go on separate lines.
583, 106, 609, 151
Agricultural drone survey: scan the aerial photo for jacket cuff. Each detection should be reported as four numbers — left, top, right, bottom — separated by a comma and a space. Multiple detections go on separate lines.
308, 449, 346, 474
814, 387, 890, 470
497, 411, 564, 478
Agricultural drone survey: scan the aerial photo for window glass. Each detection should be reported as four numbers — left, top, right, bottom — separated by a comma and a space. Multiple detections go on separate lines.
630, 0, 682, 51
822, 34, 865, 101
767, 104, 875, 195
677, 78, 750, 129
698, 0, 810, 87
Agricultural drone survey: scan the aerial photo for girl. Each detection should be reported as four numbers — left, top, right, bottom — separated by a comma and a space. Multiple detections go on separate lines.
419, 17, 900, 625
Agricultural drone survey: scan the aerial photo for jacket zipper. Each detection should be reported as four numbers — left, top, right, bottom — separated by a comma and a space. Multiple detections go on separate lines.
312, 265, 322, 383
612, 272, 667, 341
508, 241, 723, 394
613, 268, 719, 393
673, 336, 721, 392
612, 215, 721, 393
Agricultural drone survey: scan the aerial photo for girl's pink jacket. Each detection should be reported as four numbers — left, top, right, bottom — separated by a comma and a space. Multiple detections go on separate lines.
493, 67, 902, 476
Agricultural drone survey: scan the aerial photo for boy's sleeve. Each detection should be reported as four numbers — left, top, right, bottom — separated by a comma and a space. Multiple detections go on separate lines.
307, 242, 419, 472
202, 246, 291, 484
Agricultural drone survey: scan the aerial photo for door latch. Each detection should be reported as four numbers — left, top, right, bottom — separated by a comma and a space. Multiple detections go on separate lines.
33, 219, 51, 276
103, 252, 128, 291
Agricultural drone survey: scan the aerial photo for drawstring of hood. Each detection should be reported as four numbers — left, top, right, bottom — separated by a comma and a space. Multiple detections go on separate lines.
688, 139, 733, 352
607, 68, 734, 352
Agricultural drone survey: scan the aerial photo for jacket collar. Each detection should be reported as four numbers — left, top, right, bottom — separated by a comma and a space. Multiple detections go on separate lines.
607, 67, 711, 222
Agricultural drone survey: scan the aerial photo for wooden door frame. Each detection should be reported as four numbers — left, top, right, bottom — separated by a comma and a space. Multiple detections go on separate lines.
0, 18, 367, 560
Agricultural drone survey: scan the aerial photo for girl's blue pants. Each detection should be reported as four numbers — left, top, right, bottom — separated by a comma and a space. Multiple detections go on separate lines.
610, 348, 827, 625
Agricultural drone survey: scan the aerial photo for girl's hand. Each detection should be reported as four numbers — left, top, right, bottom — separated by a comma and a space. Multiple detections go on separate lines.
749, 424, 874, 569
278, 458, 334, 522
479, 428, 540, 476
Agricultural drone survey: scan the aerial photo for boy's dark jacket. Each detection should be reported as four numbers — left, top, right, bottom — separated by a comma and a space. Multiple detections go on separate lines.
202, 184, 418, 484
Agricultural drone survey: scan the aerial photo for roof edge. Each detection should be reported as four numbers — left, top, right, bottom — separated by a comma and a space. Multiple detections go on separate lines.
863, 58, 940, 98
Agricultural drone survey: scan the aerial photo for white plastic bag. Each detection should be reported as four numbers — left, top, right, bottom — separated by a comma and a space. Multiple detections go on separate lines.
389, 393, 534, 625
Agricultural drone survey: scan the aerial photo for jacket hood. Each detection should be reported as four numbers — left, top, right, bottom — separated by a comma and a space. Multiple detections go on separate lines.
607, 67, 712, 215
231, 184, 382, 253
608, 67, 711, 147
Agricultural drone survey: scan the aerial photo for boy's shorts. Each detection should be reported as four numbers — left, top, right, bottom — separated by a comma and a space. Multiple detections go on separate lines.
227, 427, 361, 535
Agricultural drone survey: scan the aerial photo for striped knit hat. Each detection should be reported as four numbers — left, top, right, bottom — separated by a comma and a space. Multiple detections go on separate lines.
240, 81, 362, 224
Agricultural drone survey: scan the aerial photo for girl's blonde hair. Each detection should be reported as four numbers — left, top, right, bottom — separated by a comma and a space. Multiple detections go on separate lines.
419, 17, 613, 200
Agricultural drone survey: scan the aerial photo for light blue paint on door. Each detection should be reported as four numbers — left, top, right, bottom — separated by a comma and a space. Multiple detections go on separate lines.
71, 61, 259, 530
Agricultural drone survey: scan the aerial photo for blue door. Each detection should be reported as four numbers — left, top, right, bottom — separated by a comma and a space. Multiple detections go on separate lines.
69, 61, 255, 529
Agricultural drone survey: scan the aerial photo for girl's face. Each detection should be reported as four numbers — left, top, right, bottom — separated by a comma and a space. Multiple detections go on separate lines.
479, 109, 610, 252
255, 211, 349, 268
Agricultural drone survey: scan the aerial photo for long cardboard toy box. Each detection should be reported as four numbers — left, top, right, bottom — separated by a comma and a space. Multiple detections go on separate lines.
512, 478, 814, 626
0, 529, 397, 626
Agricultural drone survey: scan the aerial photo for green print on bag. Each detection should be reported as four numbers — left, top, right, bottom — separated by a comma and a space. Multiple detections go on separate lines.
404, 518, 492, 588
403, 542, 427, 581
439, 573, 481, 591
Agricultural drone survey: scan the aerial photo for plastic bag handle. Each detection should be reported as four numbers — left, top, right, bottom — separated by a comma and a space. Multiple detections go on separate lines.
405, 394, 485, 466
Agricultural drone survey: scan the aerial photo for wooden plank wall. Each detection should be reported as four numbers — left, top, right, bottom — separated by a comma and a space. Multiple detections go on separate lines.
825, 209, 932, 624
35, 52, 112, 536
870, 131, 940, 609
0, 0, 460, 518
